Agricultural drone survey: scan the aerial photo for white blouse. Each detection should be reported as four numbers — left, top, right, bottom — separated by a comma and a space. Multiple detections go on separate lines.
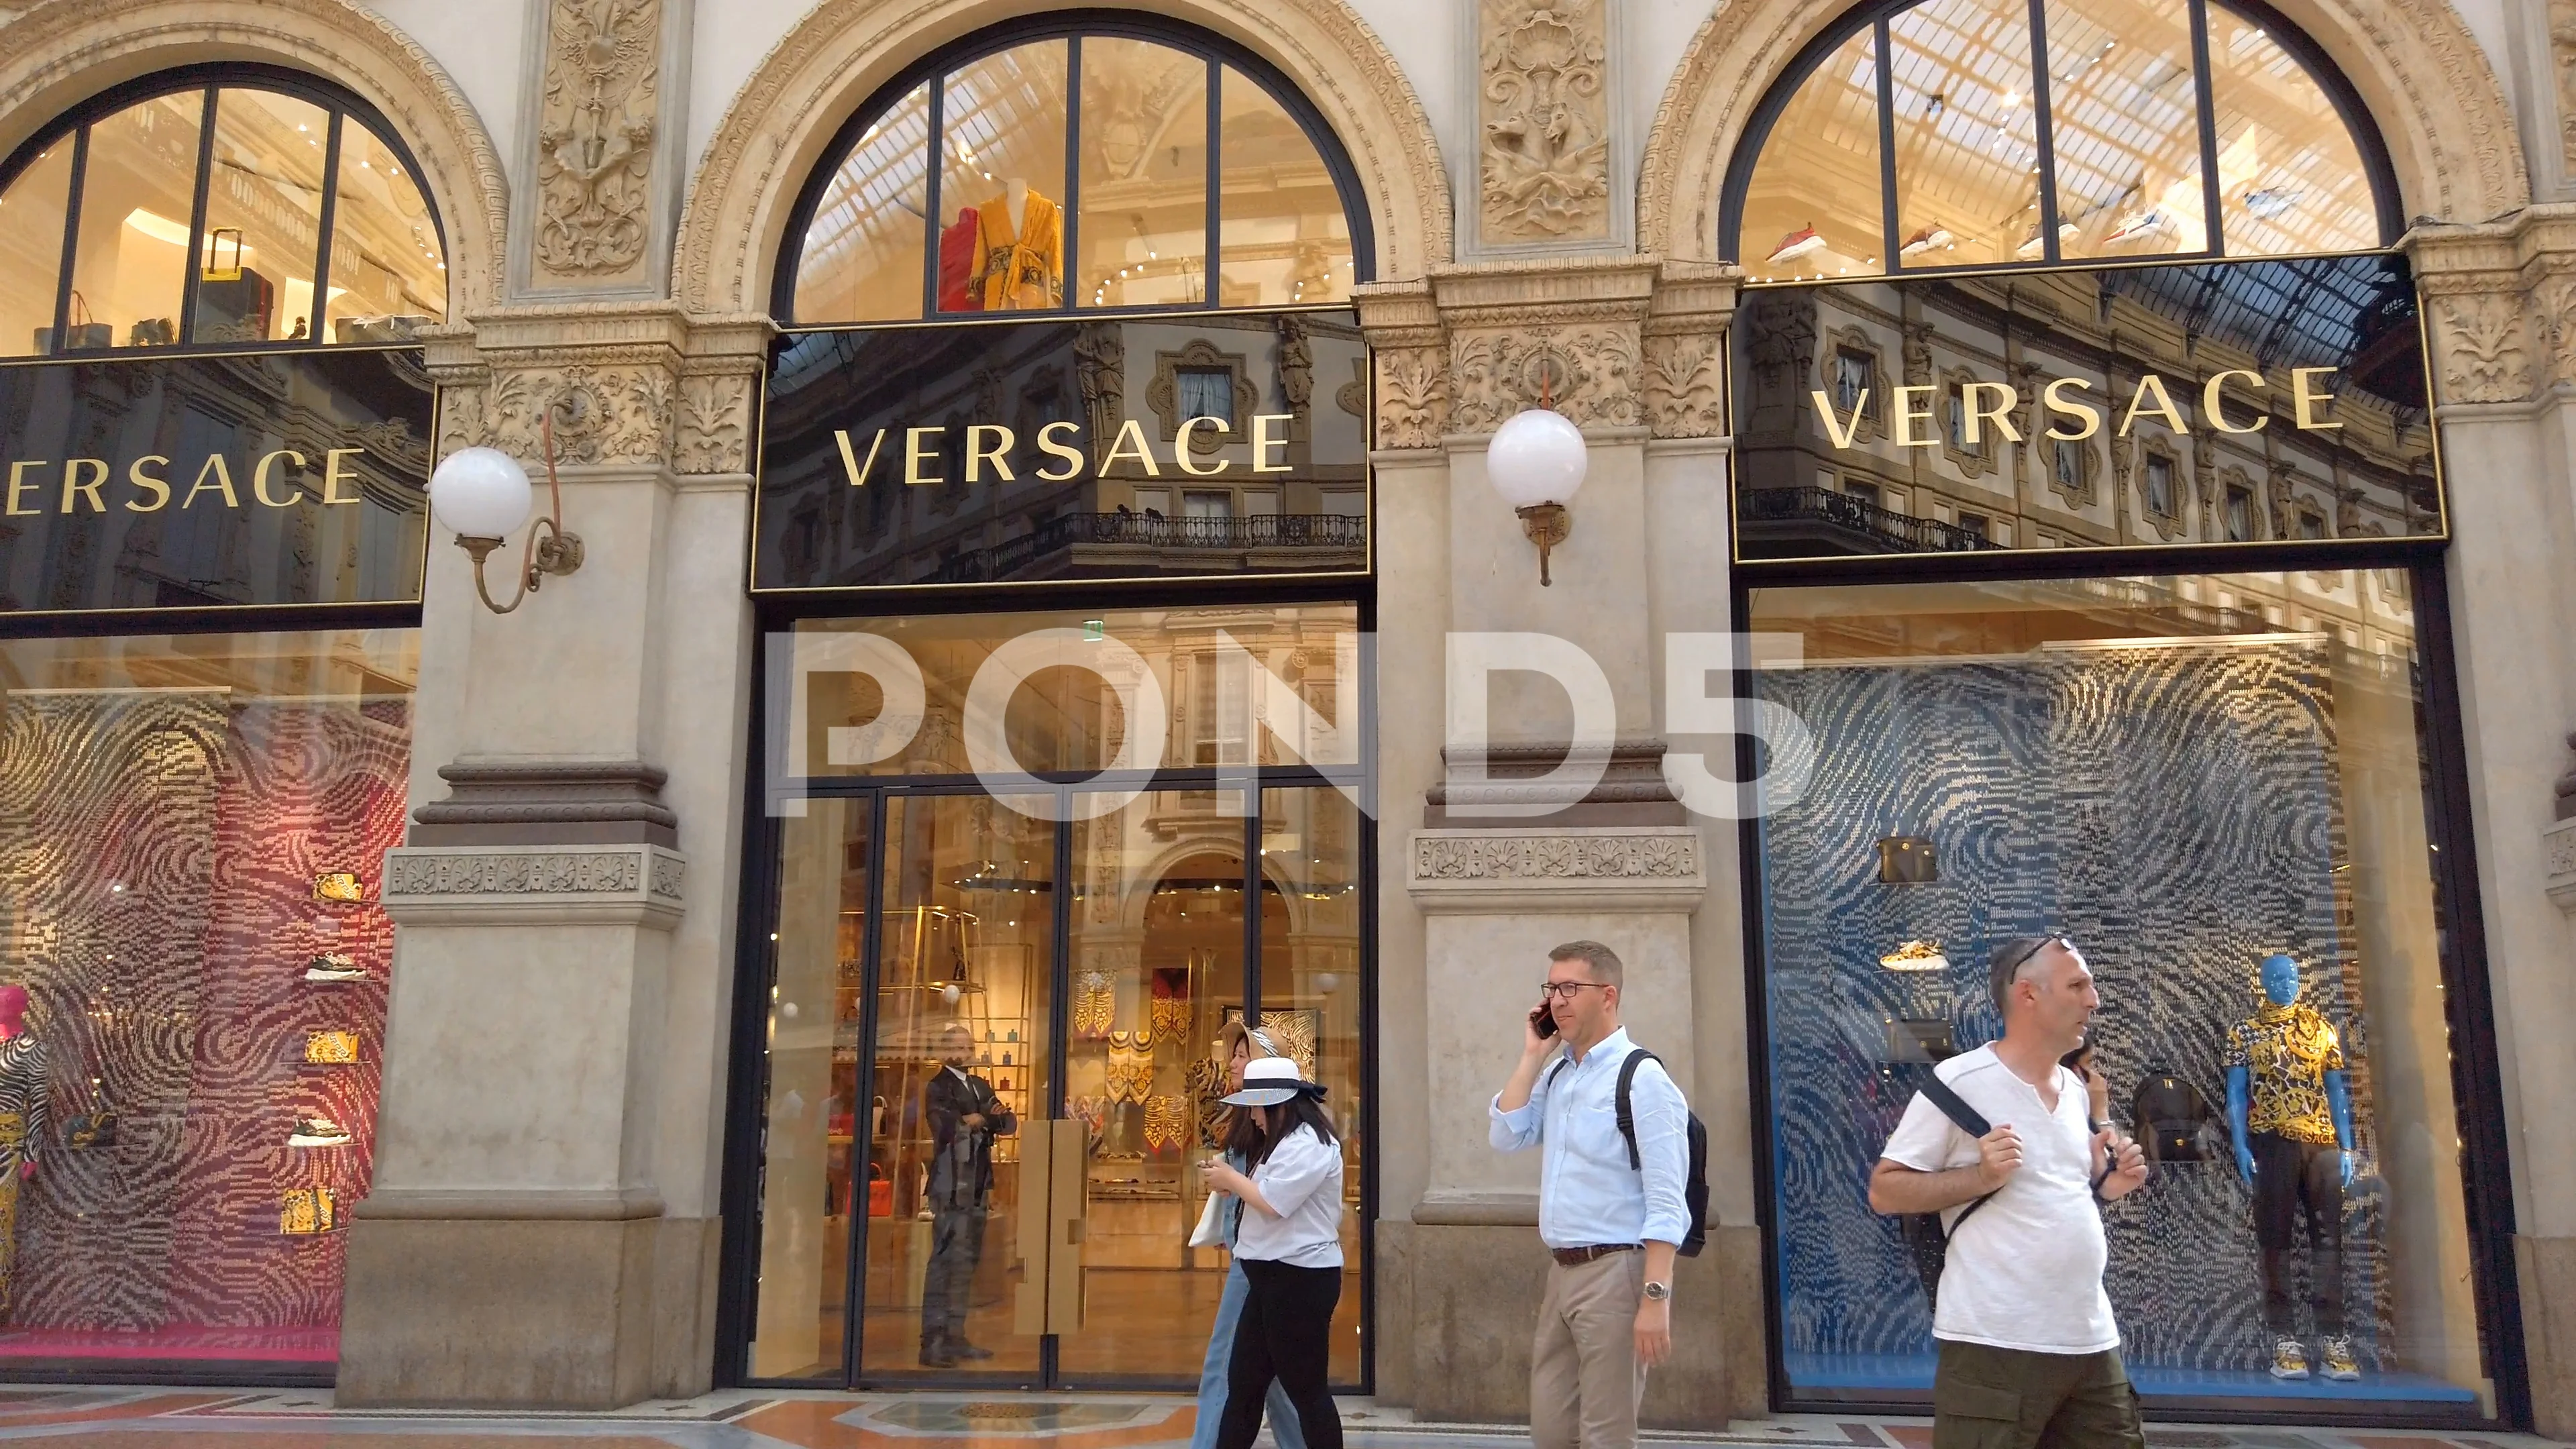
1231, 1123, 1345, 1269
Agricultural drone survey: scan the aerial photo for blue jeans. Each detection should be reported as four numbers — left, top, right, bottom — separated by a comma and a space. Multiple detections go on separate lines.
1193, 1258, 1306, 1449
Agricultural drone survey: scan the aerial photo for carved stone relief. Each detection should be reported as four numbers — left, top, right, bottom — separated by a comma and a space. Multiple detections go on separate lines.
676, 372, 754, 474
1449, 325, 1638, 431
2430, 290, 2532, 403
1375, 347, 1448, 449
487, 362, 672, 462
535, 0, 661, 282
1073, 325, 1126, 468
1642, 333, 1724, 439
1479, 0, 1609, 243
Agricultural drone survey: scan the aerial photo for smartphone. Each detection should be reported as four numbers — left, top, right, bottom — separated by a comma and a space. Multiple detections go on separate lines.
1530, 1002, 1559, 1038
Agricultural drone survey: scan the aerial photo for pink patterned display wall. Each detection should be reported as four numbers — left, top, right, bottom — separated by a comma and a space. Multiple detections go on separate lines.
0, 688, 405, 1358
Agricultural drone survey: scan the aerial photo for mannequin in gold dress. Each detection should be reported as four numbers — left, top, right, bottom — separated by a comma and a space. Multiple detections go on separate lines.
969, 179, 1064, 310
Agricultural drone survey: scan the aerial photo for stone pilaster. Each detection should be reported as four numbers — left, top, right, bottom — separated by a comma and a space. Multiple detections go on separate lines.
510, 0, 699, 301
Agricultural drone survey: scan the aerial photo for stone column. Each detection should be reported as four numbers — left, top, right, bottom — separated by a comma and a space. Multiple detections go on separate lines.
2414, 215, 2576, 1435
333, 0, 763, 1393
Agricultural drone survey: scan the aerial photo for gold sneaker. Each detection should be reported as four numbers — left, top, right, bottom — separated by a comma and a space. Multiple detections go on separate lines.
288, 1115, 353, 1148
2321, 1335, 2360, 1381
2269, 1336, 2310, 1380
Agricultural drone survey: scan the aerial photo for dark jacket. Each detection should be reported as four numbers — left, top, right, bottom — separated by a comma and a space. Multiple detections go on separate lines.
924, 1067, 1016, 1211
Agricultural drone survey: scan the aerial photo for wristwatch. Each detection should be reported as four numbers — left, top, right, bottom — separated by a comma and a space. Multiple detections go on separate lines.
1643, 1281, 1672, 1302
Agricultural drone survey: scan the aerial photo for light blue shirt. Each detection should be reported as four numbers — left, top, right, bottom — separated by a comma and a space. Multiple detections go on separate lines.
1489, 1026, 1692, 1250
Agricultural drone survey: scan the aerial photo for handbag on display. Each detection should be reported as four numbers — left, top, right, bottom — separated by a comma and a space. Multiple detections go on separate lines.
62, 1106, 117, 1150
35, 290, 113, 353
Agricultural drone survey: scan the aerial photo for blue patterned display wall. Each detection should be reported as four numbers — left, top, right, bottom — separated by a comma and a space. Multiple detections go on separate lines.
1755, 638, 2467, 1406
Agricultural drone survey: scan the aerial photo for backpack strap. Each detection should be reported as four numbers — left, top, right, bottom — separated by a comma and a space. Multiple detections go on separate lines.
1613, 1049, 1657, 1171
1914, 1073, 2000, 1235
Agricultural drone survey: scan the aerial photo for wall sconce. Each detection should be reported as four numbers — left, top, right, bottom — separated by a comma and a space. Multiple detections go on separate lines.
427, 415, 584, 614
1485, 407, 1588, 586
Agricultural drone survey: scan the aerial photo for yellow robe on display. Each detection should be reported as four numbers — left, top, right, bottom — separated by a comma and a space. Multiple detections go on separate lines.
971, 189, 1064, 311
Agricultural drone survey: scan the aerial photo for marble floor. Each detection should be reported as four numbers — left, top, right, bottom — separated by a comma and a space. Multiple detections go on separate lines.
0, 1389, 2561, 1449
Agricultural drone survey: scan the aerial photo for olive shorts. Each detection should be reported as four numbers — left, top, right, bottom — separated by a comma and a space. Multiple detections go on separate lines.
1931, 1340, 2147, 1449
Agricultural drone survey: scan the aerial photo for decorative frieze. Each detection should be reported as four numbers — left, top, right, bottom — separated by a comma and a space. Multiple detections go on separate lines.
1478, 0, 1610, 244
2428, 291, 2533, 405
1408, 826, 1708, 914
1375, 348, 1449, 449
1641, 333, 1725, 439
1449, 324, 1638, 431
382, 843, 688, 928
485, 362, 673, 462
533, 0, 661, 284
676, 371, 755, 474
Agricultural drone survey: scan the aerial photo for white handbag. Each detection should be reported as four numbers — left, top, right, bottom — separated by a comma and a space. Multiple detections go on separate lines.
1188, 1189, 1227, 1248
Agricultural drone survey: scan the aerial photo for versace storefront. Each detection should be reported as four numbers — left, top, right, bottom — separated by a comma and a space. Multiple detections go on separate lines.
3, 0, 2576, 1435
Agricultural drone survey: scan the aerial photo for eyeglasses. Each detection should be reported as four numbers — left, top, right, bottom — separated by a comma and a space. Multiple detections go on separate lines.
2003, 934, 2075, 977
1538, 980, 1611, 1000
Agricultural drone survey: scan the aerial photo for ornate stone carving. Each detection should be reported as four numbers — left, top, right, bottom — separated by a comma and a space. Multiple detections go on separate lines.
1411, 831, 1699, 880
535, 0, 661, 279
2432, 292, 2532, 404
436, 383, 490, 455
1277, 314, 1313, 413
2534, 273, 2576, 386
1449, 326, 1638, 431
1642, 333, 1724, 438
1074, 325, 1126, 468
390, 851, 643, 895
1336, 356, 1368, 419
488, 364, 673, 462
676, 372, 753, 474
1479, 0, 1609, 242
1375, 347, 1448, 448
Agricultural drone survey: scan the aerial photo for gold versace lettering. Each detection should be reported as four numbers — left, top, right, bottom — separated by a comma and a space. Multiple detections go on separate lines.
1251, 413, 1293, 474
2291, 367, 2343, 431
835, 427, 887, 486
59, 458, 107, 513
1960, 382, 2021, 445
1175, 417, 1229, 476
255, 449, 307, 507
1035, 421, 1085, 482
322, 449, 364, 504
966, 425, 1016, 482
905, 427, 947, 486
5, 460, 45, 516
1891, 385, 1936, 447
2203, 370, 2269, 434
1813, 390, 1870, 449
1102, 419, 1161, 476
1811, 369, 2348, 445
2120, 374, 2189, 435
2043, 378, 2102, 440
184, 453, 239, 509
125, 455, 170, 513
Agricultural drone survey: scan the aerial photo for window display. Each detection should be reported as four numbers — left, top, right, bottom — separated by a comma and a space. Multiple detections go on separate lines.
1747, 572, 2489, 1417
0, 627, 413, 1368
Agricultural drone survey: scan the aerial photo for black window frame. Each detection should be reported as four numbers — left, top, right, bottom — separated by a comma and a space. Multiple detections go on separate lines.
772, 10, 1377, 325
0, 62, 448, 360
1717, 0, 2404, 280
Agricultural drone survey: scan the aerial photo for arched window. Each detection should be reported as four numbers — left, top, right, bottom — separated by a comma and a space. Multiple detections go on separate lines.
0, 66, 446, 357
1721, 0, 2399, 282
781, 18, 1368, 324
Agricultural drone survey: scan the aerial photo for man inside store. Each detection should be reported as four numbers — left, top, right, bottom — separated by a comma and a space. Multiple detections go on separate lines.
1870, 936, 2151, 1449
920, 1022, 1016, 1367
1490, 941, 1692, 1449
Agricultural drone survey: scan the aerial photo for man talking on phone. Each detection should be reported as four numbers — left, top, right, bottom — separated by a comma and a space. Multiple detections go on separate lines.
1870, 937, 2150, 1449
1491, 941, 1690, 1449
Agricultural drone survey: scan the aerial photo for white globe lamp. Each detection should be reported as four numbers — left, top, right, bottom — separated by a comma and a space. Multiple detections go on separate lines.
1485, 408, 1588, 586
426, 435, 584, 614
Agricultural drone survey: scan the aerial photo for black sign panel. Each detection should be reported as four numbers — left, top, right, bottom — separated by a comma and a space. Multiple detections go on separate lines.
756, 310, 1368, 591
1730, 254, 2440, 561
0, 347, 432, 613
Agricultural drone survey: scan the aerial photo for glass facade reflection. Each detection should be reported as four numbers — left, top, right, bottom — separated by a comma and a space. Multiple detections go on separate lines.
0, 80, 444, 354
1729, 0, 2386, 279
1746, 573, 2487, 1416
788, 29, 1360, 323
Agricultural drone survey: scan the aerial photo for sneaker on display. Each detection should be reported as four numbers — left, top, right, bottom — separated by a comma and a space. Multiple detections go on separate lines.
2269, 1336, 2311, 1380
2321, 1334, 2360, 1381
304, 954, 366, 982
288, 1115, 353, 1148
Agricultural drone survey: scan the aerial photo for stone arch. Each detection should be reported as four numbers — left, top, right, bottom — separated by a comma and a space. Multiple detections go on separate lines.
0, 0, 508, 317
675, 0, 1450, 317
1636, 0, 2528, 265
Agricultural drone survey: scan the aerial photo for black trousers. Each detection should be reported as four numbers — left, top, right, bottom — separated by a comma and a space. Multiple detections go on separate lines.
1216, 1259, 1343, 1449
2250, 1131, 2343, 1336
920, 1205, 986, 1348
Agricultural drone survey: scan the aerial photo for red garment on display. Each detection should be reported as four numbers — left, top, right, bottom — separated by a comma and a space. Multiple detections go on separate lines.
938, 207, 982, 313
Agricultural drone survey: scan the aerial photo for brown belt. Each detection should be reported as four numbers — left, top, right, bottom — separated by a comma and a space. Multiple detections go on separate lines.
1551, 1243, 1641, 1267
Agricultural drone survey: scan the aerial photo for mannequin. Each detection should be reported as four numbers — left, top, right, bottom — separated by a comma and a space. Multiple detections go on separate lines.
2224, 953, 2357, 1383
970, 178, 1063, 311
0, 985, 46, 1316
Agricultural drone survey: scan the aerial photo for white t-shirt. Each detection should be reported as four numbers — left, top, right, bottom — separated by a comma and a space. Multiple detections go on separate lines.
1230, 1123, 1346, 1269
1880, 1044, 2116, 1354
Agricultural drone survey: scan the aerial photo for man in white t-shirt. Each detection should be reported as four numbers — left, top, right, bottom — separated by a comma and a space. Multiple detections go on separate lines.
1870, 936, 2150, 1449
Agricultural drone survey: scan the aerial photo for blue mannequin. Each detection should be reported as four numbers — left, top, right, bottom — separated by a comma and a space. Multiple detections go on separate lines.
2226, 954, 2354, 1189
2223, 951, 2359, 1381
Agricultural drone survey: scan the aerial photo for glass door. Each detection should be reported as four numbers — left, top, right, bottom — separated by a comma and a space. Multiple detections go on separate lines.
745, 782, 1364, 1388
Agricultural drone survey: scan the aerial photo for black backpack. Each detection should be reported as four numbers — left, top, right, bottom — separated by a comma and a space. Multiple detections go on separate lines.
1895, 1073, 2102, 1309
1550, 1048, 1710, 1256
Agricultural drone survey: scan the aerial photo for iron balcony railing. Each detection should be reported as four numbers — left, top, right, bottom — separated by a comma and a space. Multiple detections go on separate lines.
1739, 485, 2001, 553
925, 511, 1368, 584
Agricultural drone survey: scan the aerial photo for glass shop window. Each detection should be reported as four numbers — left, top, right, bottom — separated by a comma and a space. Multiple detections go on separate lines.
1730, 0, 2387, 280
0, 627, 417, 1369
788, 26, 1361, 323
0, 79, 445, 356
1745, 571, 2489, 1417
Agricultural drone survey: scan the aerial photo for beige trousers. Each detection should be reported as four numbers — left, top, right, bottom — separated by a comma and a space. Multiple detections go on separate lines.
1529, 1250, 1647, 1449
